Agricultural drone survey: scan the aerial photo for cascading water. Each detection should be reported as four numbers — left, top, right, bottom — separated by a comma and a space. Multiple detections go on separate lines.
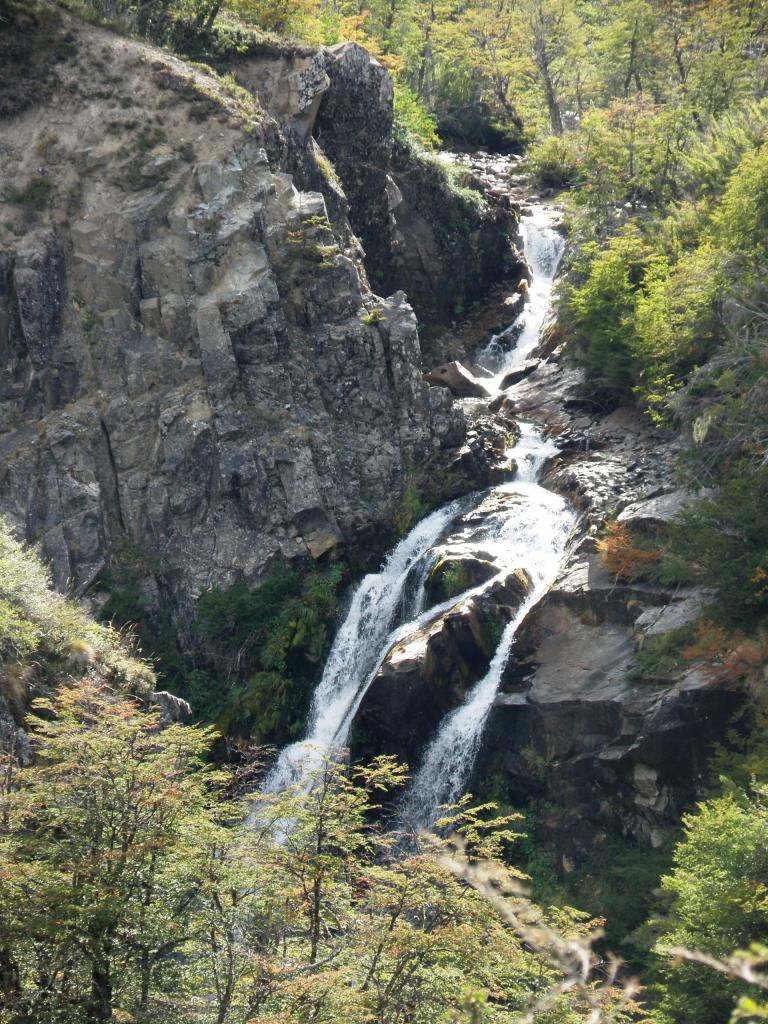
397, 204, 571, 829
398, 447, 575, 831
264, 199, 572, 828
262, 497, 467, 795
479, 206, 565, 377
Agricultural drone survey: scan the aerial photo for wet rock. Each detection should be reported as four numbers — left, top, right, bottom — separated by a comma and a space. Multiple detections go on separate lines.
353, 568, 532, 764
424, 553, 497, 605
487, 393, 519, 427
499, 358, 540, 390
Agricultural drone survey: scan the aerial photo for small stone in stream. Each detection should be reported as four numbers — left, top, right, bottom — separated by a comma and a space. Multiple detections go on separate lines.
499, 358, 540, 390
487, 394, 518, 426
424, 361, 491, 398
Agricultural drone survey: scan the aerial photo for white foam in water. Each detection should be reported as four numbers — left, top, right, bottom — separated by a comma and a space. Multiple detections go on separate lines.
262, 203, 573, 831
398, 445, 575, 831
262, 497, 466, 797
479, 206, 565, 380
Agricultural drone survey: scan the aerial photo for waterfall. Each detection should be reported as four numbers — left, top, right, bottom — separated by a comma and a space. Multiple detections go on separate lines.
397, 205, 571, 829
398, 446, 575, 831
262, 497, 467, 795
263, 200, 571, 826
479, 206, 565, 376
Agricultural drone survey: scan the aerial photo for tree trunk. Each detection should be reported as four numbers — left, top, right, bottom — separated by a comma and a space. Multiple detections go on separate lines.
90, 964, 112, 1022
543, 75, 563, 135
0, 944, 21, 1008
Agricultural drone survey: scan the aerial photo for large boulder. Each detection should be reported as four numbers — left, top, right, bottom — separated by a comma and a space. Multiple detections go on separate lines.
424, 553, 498, 605
424, 361, 491, 398
352, 568, 532, 765
499, 358, 540, 390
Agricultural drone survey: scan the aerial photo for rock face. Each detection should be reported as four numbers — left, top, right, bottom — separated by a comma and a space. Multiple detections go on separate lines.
353, 567, 532, 765
478, 554, 741, 862
232, 41, 527, 328
468, 362, 739, 860
289, 44, 526, 326
0, 18, 465, 613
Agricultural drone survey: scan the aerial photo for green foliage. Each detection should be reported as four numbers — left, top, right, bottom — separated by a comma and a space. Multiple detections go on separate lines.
360, 307, 385, 325
632, 245, 725, 416
713, 145, 768, 261
682, 99, 768, 201
528, 132, 584, 189
393, 478, 430, 537
563, 837, 673, 958
0, 682, 227, 1023
631, 624, 699, 682
0, 691, 618, 1023
440, 561, 474, 601
393, 81, 440, 149
562, 229, 652, 406
187, 563, 344, 740
662, 468, 768, 629
3, 176, 52, 210
651, 786, 768, 1024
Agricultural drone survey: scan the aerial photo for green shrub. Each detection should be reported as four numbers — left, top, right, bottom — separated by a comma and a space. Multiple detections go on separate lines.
652, 787, 768, 1024
3, 176, 52, 210
393, 81, 440, 149
631, 624, 699, 681
528, 133, 584, 189
393, 480, 430, 537
188, 563, 345, 740
661, 467, 768, 629
562, 228, 653, 406
632, 245, 725, 417
712, 143, 768, 261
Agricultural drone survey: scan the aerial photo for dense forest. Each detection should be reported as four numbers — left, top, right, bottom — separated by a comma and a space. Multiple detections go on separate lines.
3, 0, 768, 1022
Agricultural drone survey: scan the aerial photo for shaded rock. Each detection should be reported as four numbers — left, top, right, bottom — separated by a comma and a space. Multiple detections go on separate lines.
151, 690, 193, 726
442, 416, 515, 494
499, 358, 540, 390
632, 588, 710, 639
617, 489, 692, 531
0, 693, 32, 765
481, 664, 741, 863
425, 553, 497, 605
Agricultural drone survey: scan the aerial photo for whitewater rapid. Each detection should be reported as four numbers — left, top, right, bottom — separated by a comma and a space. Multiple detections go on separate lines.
398, 436, 575, 830
263, 202, 572, 823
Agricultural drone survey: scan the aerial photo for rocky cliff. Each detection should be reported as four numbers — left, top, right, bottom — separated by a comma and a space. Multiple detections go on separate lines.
231, 41, 527, 327
350, 310, 742, 860
0, 10, 521, 621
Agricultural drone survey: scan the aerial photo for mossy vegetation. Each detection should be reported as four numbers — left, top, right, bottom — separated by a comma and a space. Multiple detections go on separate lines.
96, 555, 346, 747
2, 177, 53, 210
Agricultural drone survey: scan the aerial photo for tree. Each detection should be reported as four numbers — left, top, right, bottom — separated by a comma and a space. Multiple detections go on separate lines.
653, 786, 768, 1024
0, 682, 221, 1022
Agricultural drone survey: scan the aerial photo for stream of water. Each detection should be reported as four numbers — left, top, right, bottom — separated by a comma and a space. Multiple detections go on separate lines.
263, 201, 573, 825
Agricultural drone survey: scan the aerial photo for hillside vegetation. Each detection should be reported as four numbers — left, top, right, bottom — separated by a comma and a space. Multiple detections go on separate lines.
3, 2, 768, 1023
